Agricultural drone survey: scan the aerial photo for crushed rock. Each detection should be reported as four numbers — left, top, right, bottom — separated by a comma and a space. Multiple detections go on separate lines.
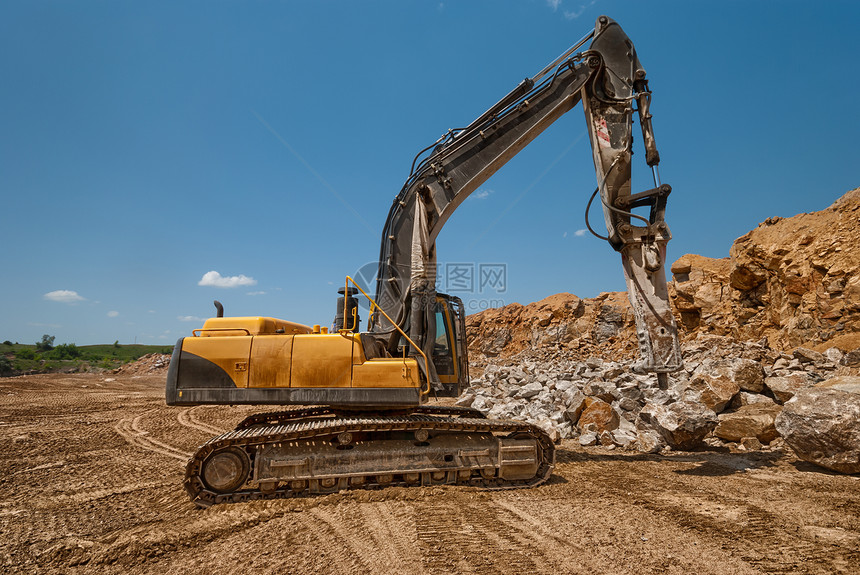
112, 354, 171, 375
460, 187, 860, 463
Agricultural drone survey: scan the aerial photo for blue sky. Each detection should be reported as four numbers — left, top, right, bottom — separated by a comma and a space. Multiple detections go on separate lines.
2, 1, 859, 345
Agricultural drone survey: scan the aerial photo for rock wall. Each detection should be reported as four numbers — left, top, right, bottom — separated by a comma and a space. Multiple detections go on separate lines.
673, 187, 860, 350
465, 292, 638, 364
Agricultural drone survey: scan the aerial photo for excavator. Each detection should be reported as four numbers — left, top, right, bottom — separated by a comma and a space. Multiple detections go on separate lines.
166, 16, 682, 507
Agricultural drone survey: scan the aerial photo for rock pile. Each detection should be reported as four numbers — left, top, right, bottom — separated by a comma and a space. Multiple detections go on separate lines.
458, 334, 859, 455
113, 353, 171, 375
459, 186, 860, 471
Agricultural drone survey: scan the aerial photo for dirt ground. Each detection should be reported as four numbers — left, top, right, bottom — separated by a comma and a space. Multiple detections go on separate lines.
2, 373, 858, 575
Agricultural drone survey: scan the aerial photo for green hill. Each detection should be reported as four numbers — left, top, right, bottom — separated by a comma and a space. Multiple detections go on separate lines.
0, 341, 172, 376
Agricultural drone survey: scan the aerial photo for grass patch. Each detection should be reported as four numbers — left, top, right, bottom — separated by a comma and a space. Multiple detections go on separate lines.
0, 343, 172, 376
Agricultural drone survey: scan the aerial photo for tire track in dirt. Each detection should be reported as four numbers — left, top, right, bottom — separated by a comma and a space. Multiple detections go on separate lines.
644, 496, 854, 574
493, 498, 596, 571
716, 501, 857, 574
596, 461, 860, 575
114, 410, 191, 461
53, 480, 175, 505
176, 407, 225, 435
303, 505, 376, 573
356, 502, 425, 573
411, 497, 559, 574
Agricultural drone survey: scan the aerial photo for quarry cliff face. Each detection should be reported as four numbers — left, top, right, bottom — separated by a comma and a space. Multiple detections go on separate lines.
467, 187, 860, 360
465, 291, 638, 361
673, 187, 860, 350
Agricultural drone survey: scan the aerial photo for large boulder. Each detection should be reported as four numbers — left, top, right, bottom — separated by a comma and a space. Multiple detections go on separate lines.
729, 358, 765, 393
634, 426, 666, 454
775, 385, 860, 474
714, 404, 782, 443
793, 347, 825, 364
815, 375, 860, 394
562, 390, 587, 424
687, 370, 739, 413
731, 391, 776, 409
577, 398, 619, 433
766, 374, 813, 404
638, 400, 718, 450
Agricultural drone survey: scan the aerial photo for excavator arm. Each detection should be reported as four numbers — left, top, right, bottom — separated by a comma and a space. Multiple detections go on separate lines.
370, 16, 682, 383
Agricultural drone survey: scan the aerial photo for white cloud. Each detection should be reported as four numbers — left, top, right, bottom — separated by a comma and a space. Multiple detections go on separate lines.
178, 315, 205, 322
563, 0, 596, 20
107, 310, 119, 318
147, 310, 156, 314
547, 0, 562, 11
574, 229, 587, 237
44, 290, 84, 303
198, 271, 257, 288
247, 291, 266, 296
563, 231, 568, 238
470, 189, 493, 201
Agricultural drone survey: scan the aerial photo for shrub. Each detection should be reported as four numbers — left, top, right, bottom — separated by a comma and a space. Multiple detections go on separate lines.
36, 335, 55, 351
17, 349, 36, 360
0, 356, 12, 375
49, 344, 81, 360
2, 340, 12, 346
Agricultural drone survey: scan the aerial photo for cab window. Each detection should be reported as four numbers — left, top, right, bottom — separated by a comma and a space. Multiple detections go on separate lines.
433, 308, 456, 376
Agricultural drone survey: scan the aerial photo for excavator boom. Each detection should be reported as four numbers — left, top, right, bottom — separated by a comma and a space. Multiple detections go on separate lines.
371, 15, 681, 380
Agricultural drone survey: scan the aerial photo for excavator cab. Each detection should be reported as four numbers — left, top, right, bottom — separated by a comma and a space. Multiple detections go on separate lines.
392, 292, 468, 398
431, 294, 469, 398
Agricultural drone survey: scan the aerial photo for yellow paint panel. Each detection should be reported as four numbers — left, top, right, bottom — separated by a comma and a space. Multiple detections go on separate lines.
182, 336, 252, 387
249, 335, 294, 388
352, 358, 420, 389
291, 334, 354, 388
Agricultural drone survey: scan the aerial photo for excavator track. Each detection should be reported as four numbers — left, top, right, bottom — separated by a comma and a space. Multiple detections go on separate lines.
234, 404, 486, 430
185, 412, 554, 508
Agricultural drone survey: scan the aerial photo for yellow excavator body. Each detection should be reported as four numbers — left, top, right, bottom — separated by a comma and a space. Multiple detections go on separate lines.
168, 315, 422, 407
